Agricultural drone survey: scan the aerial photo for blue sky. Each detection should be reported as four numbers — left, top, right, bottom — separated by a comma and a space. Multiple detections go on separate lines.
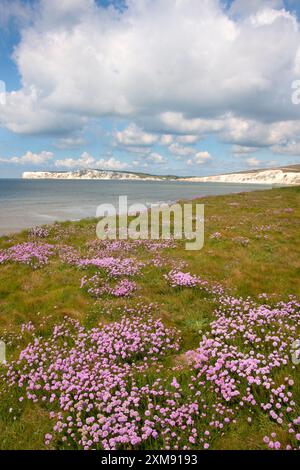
1, 0, 300, 177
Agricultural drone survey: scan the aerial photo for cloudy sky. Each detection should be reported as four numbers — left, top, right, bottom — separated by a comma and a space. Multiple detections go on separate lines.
1, 0, 300, 177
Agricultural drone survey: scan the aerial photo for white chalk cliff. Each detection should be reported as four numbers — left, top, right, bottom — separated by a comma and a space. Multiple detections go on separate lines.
22, 170, 168, 181
22, 168, 300, 185
179, 169, 300, 186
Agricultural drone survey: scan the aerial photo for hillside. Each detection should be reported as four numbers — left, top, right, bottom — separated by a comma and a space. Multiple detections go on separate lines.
0, 186, 299, 450
22, 169, 176, 181
180, 167, 300, 185
22, 164, 300, 185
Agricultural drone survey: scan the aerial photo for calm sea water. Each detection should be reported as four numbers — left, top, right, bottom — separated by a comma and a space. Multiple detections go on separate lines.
0, 179, 272, 235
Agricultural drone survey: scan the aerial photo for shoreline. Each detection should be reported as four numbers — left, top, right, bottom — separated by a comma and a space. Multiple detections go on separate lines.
0, 184, 281, 238
21, 166, 300, 186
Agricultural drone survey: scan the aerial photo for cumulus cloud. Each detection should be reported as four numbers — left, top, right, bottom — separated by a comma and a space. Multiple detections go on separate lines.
232, 145, 260, 156
0, 88, 86, 135
0, 151, 54, 165
246, 157, 261, 168
158, 112, 225, 136
97, 158, 128, 171
159, 134, 174, 146
55, 152, 128, 170
54, 135, 85, 149
130, 151, 167, 169
168, 143, 195, 157
229, 0, 284, 18
176, 135, 200, 144
0, 0, 300, 162
0, 0, 33, 28
187, 151, 212, 166
114, 124, 158, 147
146, 152, 167, 164
272, 140, 300, 156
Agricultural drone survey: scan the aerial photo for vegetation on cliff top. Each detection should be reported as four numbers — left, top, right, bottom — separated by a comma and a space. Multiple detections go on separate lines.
0, 186, 299, 450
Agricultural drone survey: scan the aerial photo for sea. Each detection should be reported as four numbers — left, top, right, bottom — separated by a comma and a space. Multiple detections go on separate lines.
0, 179, 273, 236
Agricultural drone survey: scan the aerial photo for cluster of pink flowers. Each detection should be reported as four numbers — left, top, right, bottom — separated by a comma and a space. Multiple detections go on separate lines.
29, 226, 50, 238
81, 275, 137, 298
141, 239, 176, 252
86, 239, 134, 255
184, 295, 300, 450
164, 270, 199, 288
57, 245, 81, 265
4, 314, 182, 450
1, 228, 299, 450
77, 257, 145, 277
262, 431, 299, 450
86, 238, 176, 257
0, 242, 55, 267
165, 270, 224, 296
1, 290, 300, 450
210, 232, 222, 240
150, 255, 187, 269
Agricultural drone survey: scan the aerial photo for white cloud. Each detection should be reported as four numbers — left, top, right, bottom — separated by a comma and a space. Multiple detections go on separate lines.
250, 7, 297, 29
272, 140, 300, 156
158, 113, 300, 150
176, 135, 199, 144
146, 152, 167, 164
55, 151, 94, 169
160, 133, 199, 145
160, 134, 173, 146
168, 143, 195, 157
232, 144, 259, 156
0, 150, 53, 165
93, 157, 128, 171
218, 116, 300, 148
230, 1, 284, 19
246, 157, 261, 168
131, 152, 167, 168
187, 151, 212, 166
0, 88, 85, 135
55, 152, 128, 170
114, 124, 158, 147
159, 112, 225, 136
0, 0, 300, 158
54, 135, 85, 149
0, 0, 33, 28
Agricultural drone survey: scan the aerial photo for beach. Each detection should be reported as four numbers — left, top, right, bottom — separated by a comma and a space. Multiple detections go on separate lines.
0, 179, 272, 235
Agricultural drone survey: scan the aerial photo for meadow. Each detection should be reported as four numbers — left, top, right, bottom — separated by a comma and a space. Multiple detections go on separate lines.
0, 186, 299, 450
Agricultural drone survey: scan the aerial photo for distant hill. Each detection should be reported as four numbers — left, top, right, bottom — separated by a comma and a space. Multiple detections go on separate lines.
22, 169, 178, 181
179, 164, 300, 186
22, 164, 300, 185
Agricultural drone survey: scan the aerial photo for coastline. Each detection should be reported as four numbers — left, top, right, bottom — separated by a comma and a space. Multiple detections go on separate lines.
21, 166, 300, 186
0, 180, 275, 237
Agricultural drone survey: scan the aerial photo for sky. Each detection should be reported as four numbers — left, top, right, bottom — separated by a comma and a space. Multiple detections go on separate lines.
1, 0, 300, 177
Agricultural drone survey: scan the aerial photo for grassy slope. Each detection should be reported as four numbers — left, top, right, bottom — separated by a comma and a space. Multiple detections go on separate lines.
0, 186, 299, 449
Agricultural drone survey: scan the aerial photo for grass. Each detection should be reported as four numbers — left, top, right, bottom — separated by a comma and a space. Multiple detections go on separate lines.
0, 185, 299, 450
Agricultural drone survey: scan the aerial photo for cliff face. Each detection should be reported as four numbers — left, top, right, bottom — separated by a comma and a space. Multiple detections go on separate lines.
180, 169, 300, 186
22, 168, 300, 185
22, 170, 167, 181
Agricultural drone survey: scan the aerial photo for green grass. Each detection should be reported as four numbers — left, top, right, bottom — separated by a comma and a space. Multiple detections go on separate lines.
0, 186, 299, 449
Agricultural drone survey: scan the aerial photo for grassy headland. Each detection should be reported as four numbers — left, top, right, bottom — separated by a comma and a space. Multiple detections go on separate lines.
0, 186, 299, 450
